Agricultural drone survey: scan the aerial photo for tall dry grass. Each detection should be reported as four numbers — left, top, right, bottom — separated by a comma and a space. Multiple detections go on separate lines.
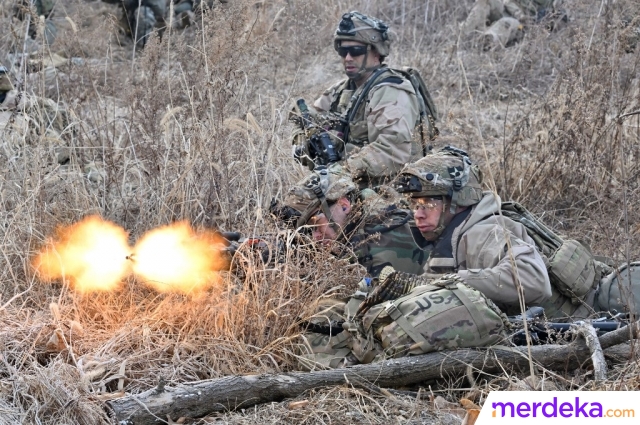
0, 0, 639, 422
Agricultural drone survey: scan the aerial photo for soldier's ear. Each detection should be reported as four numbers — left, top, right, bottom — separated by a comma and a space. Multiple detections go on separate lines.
337, 197, 351, 214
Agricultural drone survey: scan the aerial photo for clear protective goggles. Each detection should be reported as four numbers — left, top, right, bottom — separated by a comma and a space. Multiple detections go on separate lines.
407, 196, 443, 212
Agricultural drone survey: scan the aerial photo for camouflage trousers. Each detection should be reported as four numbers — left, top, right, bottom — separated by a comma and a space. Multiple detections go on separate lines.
297, 279, 509, 370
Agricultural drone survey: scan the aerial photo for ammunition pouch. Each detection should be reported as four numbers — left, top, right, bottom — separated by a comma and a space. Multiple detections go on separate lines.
548, 240, 599, 305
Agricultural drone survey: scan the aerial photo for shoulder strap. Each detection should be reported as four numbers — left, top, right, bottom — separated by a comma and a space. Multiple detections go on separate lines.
342, 67, 393, 143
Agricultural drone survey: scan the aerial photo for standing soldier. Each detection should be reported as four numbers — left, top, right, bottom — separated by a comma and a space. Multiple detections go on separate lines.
291, 11, 438, 189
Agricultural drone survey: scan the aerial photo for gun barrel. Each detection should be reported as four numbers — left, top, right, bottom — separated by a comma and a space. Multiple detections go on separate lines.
220, 231, 242, 242
545, 321, 623, 332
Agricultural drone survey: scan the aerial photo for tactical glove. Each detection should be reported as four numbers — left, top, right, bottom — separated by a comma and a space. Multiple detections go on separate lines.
355, 266, 425, 318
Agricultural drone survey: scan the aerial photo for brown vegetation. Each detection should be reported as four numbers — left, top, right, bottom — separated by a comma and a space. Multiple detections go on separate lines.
0, 0, 639, 423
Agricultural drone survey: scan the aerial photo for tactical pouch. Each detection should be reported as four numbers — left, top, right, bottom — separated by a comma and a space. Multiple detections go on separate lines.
360, 280, 508, 359
596, 262, 640, 315
548, 240, 598, 305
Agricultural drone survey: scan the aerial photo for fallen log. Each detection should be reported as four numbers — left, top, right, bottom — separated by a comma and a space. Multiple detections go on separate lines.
108, 320, 640, 425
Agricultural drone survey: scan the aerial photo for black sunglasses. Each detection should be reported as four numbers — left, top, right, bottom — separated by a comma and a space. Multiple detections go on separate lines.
337, 45, 368, 58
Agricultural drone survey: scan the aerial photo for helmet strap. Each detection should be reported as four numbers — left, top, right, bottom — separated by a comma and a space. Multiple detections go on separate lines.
350, 47, 381, 83
309, 171, 342, 234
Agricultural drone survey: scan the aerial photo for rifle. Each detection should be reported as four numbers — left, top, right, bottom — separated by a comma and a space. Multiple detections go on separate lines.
292, 99, 343, 168
219, 231, 273, 265
218, 230, 313, 268
509, 307, 628, 345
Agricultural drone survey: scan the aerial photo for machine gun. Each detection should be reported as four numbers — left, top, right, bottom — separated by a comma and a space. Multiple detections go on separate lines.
219, 231, 274, 266
509, 306, 628, 345
292, 99, 343, 168
218, 229, 315, 269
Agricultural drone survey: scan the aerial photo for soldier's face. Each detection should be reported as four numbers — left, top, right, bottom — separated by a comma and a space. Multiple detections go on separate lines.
308, 198, 351, 245
339, 41, 371, 78
412, 197, 445, 241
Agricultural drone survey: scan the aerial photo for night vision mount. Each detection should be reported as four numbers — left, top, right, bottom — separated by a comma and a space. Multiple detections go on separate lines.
337, 11, 389, 40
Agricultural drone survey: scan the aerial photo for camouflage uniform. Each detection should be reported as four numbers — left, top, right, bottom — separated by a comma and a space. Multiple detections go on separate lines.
284, 165, 430, 277
287, 166, 433, 370
13, 0, 57, 45
462, 0, 565, 47
1, 67, 72, 165
297, 148, 550, 369
394, 148, 552, 316
102, 0, 168, 47
312, 74, 421, 187
293, 12, 422, 189
534, 258, 640, 321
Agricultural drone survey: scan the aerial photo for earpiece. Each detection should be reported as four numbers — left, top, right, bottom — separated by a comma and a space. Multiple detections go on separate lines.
342, 207, 347, 211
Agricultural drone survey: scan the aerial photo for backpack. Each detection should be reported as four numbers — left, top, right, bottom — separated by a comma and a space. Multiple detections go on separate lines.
397, 66, 439, 143
354, 275, 508, 361
500, 201, 608, 305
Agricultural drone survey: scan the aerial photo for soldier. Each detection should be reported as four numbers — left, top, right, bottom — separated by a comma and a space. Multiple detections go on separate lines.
101, 0, 168, 47
1, 65, 72, 165
284, 165, 430, 278
296, 147, 552, 369
285, 165, 433, 369
101, 0, 225, 46
462, 0, 567, 48
367, 146, 552, 316
13, 0, 57, 45
291, 11, 434, 189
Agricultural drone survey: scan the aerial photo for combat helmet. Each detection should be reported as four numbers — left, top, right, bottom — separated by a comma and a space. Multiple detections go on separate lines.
0, 66, 12, 92
334, 11, 391, 58
0, 66, 12, 105
394, 145, 484, 214
284, 165, 357, 229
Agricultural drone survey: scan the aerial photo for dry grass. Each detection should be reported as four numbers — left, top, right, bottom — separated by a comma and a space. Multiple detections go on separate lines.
1, 0, 640, 423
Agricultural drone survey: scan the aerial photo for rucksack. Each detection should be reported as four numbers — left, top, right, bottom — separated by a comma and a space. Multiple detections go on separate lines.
500, 201, 608, 305
397, 66, 439, 143
355, 275, 508, 361
597, 262, 640, 316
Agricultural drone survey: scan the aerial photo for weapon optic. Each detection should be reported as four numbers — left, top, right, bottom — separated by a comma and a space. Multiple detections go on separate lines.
293, 99, 343, 168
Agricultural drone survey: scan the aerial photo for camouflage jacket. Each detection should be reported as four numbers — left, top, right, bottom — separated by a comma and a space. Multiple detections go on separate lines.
504, 0, 556, 21
313, 67, 421, 186
346, 206, 431, 277
422, 192, 551, 315
1, 90, 72, 166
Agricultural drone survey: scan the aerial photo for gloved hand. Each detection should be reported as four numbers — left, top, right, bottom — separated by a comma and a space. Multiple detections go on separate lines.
355, 266, 423, 318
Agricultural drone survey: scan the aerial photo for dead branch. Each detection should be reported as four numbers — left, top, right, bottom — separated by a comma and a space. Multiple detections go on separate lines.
108, 320, 640, 424
574, 322, 607, 381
